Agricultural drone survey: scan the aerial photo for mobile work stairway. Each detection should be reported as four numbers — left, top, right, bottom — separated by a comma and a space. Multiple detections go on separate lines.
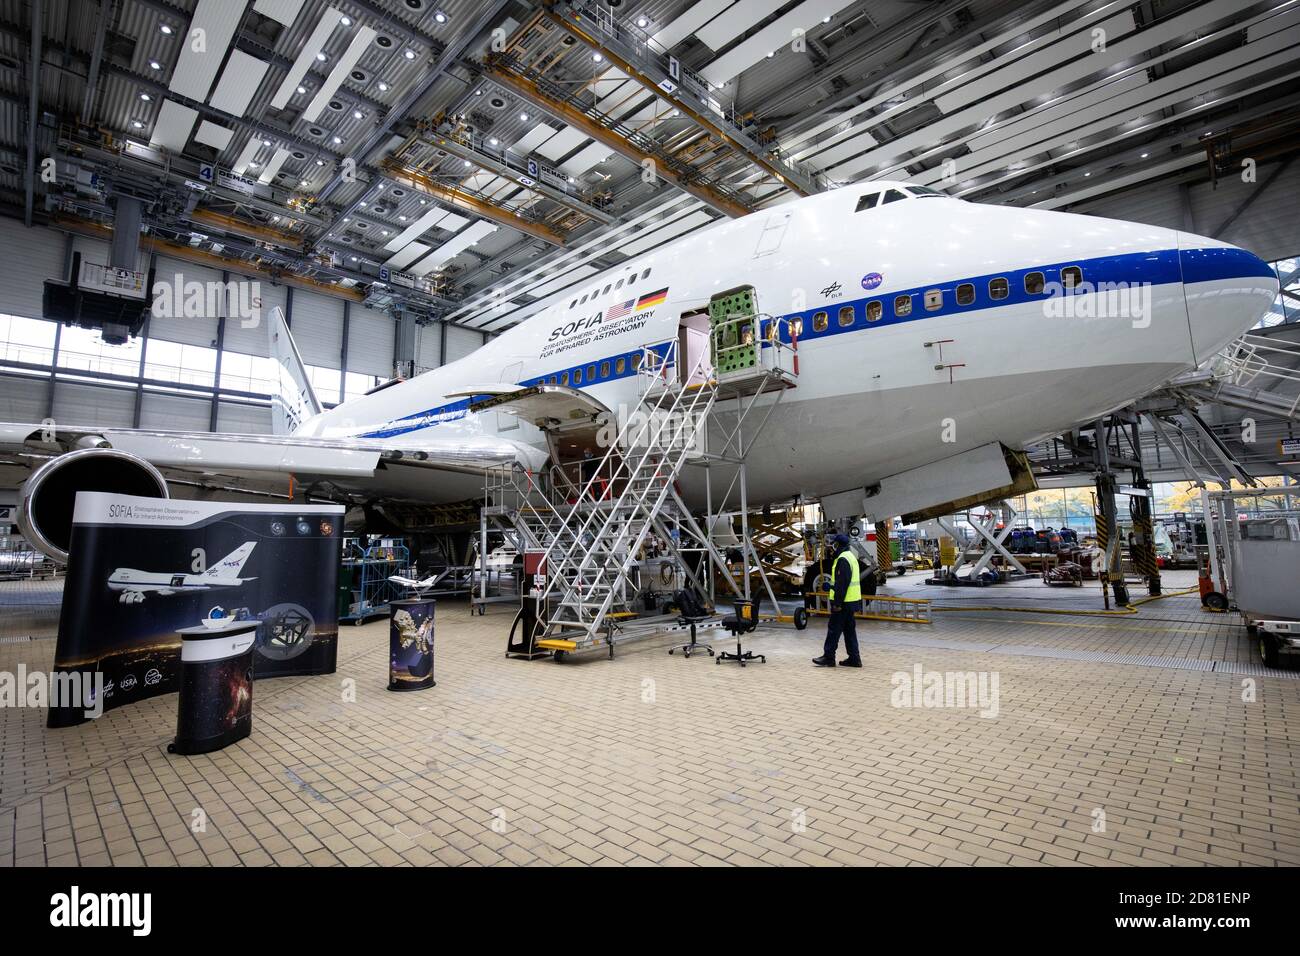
487, 311, 799, 658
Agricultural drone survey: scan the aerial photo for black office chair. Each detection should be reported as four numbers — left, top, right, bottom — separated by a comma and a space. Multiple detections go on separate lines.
668, 588, 714, 658
717, 597, 765, 666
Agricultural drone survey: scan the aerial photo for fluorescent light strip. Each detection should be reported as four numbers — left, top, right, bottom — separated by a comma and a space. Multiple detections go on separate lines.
696, 0, 784, 51
194, 120, 234, 150
386, 242, 432, 269
253, 0, 306, 26
149, 99, 199, 152
305, 26, 377, 122
534, 126, 587, 162
384, 207, 451, 252
653, 0, 734, 50
511, 124, 558, 155
169, 0, 248, 102
270, 9, 343, 111
210, 49, 272, 116
700, 0, 858, 86
560, 142, 613, 177
231, 138, 261, 174
410, 222, 499, 276
257, 147, 291, 184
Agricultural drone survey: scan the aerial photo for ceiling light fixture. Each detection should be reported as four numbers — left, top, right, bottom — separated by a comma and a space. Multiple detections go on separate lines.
378, 81, 389, 91
353, 109, 364, 119
434, 11, 448, 23
333, 135, 343, 144
317, 52, 327, 61
296, 85, 307, 95
636, 16, 648, 28
160, 24, 173, 35
316, 159, 325, 165
489, 137, 498, 146
519, 112, 529, 121
340, 15, 352, 26
132, 120, 144, 128
592, 53, 603, 62
148, 60, 162, 71
403, 49, 416, 59
139, 92, 151, 101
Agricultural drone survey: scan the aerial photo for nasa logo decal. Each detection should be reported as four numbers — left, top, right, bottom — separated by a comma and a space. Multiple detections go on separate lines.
861, 272, 883, 290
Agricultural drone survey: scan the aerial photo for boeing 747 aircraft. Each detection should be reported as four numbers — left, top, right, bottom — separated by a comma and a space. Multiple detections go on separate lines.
3, 182, 1278, 561
106, 542, 258, 604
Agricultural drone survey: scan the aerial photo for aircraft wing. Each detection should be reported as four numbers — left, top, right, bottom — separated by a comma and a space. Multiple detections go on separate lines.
0, 421, 547, 505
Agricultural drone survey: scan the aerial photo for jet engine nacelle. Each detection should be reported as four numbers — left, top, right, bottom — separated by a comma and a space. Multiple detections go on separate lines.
16, 447, 169, 563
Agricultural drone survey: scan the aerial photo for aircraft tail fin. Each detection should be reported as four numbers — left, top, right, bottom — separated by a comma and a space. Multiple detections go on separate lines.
205, 542, 257, 578
268, 306, 323, 435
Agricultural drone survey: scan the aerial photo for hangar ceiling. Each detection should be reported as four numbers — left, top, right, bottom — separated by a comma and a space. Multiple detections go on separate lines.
4, 0, 1298, 333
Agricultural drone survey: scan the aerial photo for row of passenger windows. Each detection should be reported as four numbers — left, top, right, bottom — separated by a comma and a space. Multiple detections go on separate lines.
533, 351, 643, 388
793, 266, 1085, 334
568, 268, 654, 309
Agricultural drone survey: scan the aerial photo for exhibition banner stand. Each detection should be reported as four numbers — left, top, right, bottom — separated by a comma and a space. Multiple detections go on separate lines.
389, 598, 435, 691
168, 618, 258, 755
49, 492, 344, 728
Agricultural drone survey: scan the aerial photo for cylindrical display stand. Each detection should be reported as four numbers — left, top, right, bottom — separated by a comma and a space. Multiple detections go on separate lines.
168, 620, 258, 755
389, 598, 435, 691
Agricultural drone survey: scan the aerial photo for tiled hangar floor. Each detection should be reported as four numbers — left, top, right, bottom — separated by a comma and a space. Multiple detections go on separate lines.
1, 570, 1296, 867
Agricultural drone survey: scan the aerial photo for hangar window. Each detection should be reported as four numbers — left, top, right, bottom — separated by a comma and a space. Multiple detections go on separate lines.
924, 288, 942, 311
573, 367, 583, 384
600, 361, 609, 378
989, 277, 1009, 300
854, 192, 881, 212
1061, 266, 1083, 289
956, 283, 975, 306
881, 189, 909, 205
838, 305, 855, 327
587, 364, 596, 380
894, 294, 912, 317
866, 301, 883, 322
616, 357, 626, 374
812, 311, 828, 332
1025, 271, 1045, 294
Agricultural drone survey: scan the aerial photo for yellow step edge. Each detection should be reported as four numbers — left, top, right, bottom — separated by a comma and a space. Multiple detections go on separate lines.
536, 639, 578, 651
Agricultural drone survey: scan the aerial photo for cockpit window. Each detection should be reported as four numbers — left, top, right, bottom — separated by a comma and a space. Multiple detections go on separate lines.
906, 185, 947, 197
854, 192, 881, 212
880, 189, 908, 205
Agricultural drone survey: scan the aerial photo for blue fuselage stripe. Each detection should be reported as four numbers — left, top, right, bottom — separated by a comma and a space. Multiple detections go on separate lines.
358, 246, 1270, 440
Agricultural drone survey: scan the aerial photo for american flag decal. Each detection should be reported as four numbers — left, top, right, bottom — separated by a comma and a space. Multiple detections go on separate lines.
605, 298, 636, 320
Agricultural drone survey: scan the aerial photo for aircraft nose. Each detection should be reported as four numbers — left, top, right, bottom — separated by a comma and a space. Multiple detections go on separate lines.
1176, 231, 1278, 364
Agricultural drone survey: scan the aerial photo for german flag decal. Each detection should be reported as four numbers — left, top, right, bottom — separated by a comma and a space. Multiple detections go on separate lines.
635, 287, 668, 311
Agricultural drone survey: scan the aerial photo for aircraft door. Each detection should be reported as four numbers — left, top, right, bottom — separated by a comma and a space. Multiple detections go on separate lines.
170, 575, 185, 587
498, 361, 523, 431
678, 311, 712, 386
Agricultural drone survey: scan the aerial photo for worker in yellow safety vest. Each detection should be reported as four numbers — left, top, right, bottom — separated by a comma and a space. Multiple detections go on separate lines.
812, 533, 862, 668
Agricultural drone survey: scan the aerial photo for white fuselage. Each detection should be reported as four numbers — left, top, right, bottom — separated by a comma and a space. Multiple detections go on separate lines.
298, 185, 1277, 507
107, 569, 246, 594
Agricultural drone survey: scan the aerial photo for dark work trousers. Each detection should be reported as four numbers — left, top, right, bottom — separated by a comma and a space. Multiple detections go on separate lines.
823, 601, 861, 661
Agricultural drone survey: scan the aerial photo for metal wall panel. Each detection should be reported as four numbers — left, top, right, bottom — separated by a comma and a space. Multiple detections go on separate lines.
415, 321, 441, 370
443, 324, 484, 364
216, 401, 273, 435
51, 380, 134, 428
220, 272, 285, 357
0, 216, 69, 320
347, 306, 396, 377
0, 371, 51, 422
289, 288, 344, 367
147, 256, 222, 348
139, 391, 211, 431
